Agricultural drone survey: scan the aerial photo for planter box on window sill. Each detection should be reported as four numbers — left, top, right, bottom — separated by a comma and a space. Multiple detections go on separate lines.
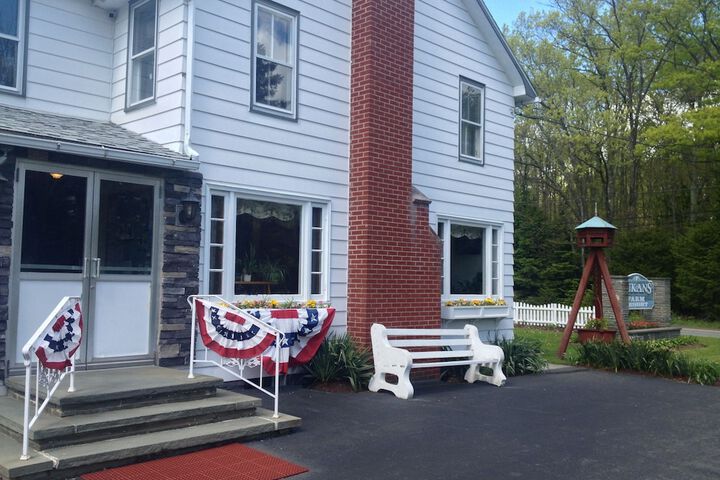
440, 305, 510, 320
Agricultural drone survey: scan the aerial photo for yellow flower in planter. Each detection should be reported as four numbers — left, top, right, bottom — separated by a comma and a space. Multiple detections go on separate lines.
269, 299, 279, 308
306, 299, 317, 308
472, 299, 482, 306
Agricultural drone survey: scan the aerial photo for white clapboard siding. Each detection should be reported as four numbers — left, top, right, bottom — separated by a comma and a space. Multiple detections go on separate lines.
513, 302, 596, 328
1, 0, 114, 120
412, 0, 517, 314
192, 0, 351, 326
110, 0, 187, 153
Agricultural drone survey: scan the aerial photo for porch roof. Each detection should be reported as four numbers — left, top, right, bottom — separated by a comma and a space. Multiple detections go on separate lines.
0, 105, 197, 170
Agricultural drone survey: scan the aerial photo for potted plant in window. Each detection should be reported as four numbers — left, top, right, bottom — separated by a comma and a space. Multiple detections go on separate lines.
239, 246, 258, 282
577, 317, 616, 344
440, 298, 509, 320
258, 259, 287, 285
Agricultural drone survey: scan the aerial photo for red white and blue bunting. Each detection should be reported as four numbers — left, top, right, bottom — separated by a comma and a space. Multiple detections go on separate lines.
34, 301, 83, 370
195, 299, 277, 359
194, 299, 335, 375
247, 308, 335, 375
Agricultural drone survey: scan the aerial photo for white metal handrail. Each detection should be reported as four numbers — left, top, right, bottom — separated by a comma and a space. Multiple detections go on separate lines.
20, 296, 82, 460
187, 295, 284, 418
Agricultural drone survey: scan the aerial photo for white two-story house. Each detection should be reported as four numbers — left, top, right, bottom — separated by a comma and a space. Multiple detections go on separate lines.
0, 0, 534, 386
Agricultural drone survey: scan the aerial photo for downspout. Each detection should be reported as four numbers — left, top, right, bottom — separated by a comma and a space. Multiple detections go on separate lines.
183, 0, 199, 158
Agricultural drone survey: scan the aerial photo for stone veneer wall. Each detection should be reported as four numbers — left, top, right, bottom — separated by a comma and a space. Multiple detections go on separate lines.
601, 275, 672, 327
0, 154, 15, 385
158, 170, 202, 367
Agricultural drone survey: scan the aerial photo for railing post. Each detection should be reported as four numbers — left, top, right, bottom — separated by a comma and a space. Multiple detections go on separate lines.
273, 333, 280, 419
188, 296, 196, 379
21, 362, 31, 460
68, 358, 76, 393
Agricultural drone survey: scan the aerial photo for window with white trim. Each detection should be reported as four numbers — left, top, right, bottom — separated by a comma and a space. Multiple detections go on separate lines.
126, 0, 157, 108
206, 191, 327, 299
459, 78, 485, 164
0, 0, 27, 94
438, 220, 502, 297
251, 0, 298, 118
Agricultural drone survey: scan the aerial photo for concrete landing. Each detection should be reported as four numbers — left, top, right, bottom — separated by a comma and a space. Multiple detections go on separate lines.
6, 367, 223, 416
0, 389, 261, 449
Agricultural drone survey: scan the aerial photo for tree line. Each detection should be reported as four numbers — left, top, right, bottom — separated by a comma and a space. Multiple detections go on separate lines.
508, 0, 720, 320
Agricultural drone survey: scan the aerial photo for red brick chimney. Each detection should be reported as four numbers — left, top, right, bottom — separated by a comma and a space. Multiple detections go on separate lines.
347, 0, 442, 348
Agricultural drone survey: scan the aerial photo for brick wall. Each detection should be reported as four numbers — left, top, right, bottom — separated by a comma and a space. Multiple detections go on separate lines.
602, 276, 672, 327
347, 0, 442, 348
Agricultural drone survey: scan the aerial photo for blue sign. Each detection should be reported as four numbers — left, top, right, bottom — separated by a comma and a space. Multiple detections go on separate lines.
627, 273, 654, 310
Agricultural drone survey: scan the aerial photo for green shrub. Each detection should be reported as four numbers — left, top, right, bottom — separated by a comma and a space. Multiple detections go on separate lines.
304, 333, 373, 392
574, 339, 720, 385
495, 337, 548, 376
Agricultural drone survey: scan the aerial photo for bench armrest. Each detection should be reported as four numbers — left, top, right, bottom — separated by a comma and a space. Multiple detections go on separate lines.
371, 323, 412, 368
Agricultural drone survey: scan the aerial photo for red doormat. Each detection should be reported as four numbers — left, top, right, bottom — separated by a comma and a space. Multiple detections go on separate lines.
81, 444, 308, 480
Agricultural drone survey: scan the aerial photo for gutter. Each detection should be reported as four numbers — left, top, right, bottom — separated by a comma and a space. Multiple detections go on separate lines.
183, 0, 199, 159
0, 132, 199, 171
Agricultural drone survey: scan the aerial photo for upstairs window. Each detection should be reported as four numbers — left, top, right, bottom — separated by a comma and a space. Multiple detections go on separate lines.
459, 78, 485, 164
252, 1, 298, 119
126, 0, 157, 109
0, 0, 27, 94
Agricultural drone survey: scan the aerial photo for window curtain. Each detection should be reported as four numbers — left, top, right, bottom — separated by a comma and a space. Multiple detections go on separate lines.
236, 199, 298, 222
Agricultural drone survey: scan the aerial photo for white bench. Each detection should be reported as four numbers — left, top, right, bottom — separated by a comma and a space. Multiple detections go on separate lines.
368, 323, 506, 399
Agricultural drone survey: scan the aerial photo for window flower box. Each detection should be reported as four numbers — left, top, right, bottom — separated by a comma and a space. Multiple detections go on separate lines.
441, 299, 509, 320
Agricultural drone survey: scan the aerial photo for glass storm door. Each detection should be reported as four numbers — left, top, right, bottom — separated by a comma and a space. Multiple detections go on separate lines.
13, 166, 158, 367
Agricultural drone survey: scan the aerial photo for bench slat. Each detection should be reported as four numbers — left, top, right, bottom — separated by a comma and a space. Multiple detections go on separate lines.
410, 350, 473, 360
390, 338, 470, 348
412, 360, 479, 368
385, 328, 468, 337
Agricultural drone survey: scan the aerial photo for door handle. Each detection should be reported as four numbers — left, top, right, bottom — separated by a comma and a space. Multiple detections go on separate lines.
83, 257, 89, 279
92, 258, 101, 278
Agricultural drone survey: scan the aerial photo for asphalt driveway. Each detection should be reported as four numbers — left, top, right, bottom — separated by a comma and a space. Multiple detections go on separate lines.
248, 367, 720, 480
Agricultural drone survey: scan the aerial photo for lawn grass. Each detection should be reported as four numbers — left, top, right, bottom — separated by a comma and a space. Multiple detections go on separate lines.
671, 315, 720, 330
515, 325, 720, 366
681, 337, 720, 363
513, 326, 575, 365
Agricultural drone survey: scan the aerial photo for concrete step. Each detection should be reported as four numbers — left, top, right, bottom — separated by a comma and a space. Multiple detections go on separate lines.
5, 367, 223, 417
0, 389, 261, 450
1, 409, 301, 480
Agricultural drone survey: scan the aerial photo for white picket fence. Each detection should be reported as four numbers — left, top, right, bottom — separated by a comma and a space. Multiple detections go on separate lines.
513, 302, 595, 328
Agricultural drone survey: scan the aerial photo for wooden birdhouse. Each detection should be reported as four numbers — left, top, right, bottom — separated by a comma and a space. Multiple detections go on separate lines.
575, 216, 617, 248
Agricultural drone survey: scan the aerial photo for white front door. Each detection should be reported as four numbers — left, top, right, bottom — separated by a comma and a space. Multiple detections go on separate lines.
12, 163, 160, 367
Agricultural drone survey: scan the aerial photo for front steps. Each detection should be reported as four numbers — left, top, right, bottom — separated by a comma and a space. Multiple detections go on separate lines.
0, 367, 300, 480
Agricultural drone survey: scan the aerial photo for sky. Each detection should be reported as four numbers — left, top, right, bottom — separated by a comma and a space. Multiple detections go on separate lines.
483, 0, 552, 30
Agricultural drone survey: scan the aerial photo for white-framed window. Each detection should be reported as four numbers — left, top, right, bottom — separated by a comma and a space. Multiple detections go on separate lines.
459, 77, 485, 164
126, 0, 157, 109
438, 219, 502, 297
251, 0, 298, 119
0, 0, 27, 94
206, 190, 328, 300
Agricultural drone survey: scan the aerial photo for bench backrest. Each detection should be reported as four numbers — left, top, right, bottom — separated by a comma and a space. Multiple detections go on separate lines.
371, 324, 482, 364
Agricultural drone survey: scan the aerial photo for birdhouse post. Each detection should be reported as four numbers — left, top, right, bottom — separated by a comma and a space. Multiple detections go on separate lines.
557, 216, 631, 357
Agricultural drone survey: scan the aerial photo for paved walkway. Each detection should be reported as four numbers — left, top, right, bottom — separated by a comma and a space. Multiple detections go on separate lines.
249, 368, 720, 480
682, 328, 720, 339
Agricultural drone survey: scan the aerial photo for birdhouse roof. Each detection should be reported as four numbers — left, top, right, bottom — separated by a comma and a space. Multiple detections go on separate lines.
575, 216, 617, 230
